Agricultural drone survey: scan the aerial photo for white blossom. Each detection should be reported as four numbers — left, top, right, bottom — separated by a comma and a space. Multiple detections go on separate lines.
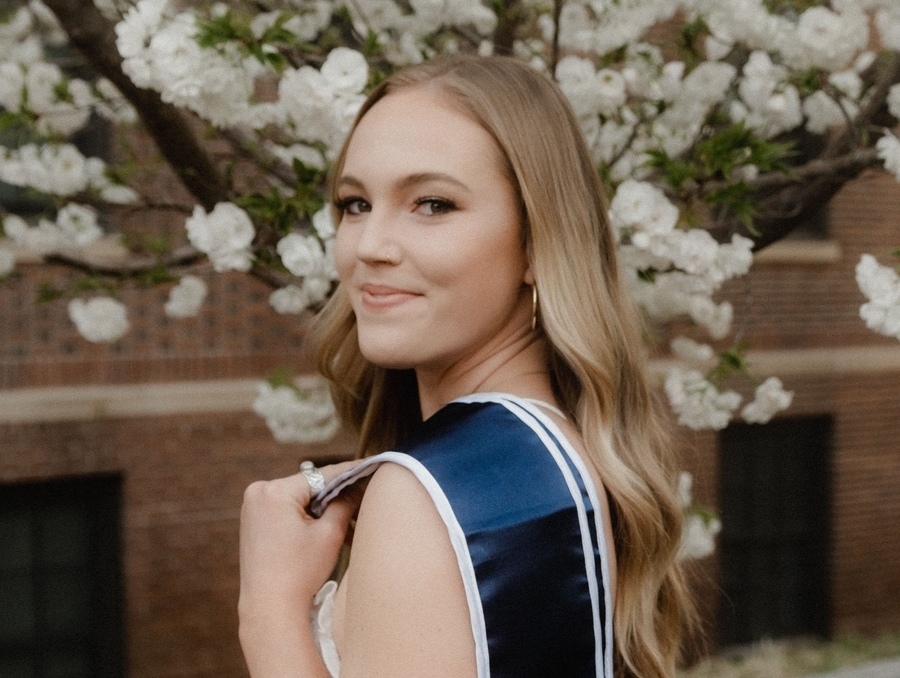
665, 367, 742, 430
0, 143, 91, 196
795, 5, 867, 71
705, 35, 733, 61
888, 84, 900, 122
677, 471, 694, 510
164, 275, 207, 318
99, 184, 139, 204
876, 133, 900, 180
609, 180, 679, 242
269, 284, 309, 314
277, 232, 328, 278
56, 203, 102, 247
855, 254, 900, 340
320, 47, 369, 95
4, 214, 66, 255
0, 62, 25, 110
185, 202, 255, 272
312, 206, 336, 240
68, 296, 130, 342
252, 376, 340, 444
741, 376, 793, 424
0, 247, 15, 277
24, 60, 63, 112
303, 275, 332, 306
803, 90, 847, 134
876, 6, 900, 51
690, 298, 733, 339
671, 336, 715, 364
678, 513, 721, 561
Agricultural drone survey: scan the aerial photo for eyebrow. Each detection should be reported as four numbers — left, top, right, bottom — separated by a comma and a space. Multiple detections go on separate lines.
336, 172, 472, 193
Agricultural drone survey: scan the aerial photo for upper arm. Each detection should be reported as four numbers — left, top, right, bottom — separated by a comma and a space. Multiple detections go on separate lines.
336, 462, 476, 678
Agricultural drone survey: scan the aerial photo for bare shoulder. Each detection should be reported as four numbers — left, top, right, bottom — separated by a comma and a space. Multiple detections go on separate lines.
337, 462, 476, 678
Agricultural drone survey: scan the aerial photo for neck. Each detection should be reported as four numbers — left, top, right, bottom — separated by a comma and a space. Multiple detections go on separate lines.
415, 331, 557, 419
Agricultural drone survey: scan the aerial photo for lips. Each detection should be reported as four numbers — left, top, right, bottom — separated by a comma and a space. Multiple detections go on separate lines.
359, 283, 421, 310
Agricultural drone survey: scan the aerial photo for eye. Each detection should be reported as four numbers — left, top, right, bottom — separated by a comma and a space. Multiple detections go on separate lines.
334, 196, 370, 216
415, 197, 456, 216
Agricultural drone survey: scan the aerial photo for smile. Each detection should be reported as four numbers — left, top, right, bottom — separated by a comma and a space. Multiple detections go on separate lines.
360, 284, 421, 310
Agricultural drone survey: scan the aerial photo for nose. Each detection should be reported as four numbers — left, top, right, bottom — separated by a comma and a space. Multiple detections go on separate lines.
354, 208, 401, 265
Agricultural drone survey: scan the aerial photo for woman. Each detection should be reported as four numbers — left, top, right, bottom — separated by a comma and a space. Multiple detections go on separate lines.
239, 55, 694, 678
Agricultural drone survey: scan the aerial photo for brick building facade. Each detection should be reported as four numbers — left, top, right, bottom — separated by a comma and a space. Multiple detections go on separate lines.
1, 172, 899, 677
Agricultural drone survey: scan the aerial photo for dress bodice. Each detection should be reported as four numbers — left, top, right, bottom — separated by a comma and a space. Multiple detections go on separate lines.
310, 393, 614, 678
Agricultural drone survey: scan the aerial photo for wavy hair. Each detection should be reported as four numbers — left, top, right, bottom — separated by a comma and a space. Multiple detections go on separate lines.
311, 54, 696, 678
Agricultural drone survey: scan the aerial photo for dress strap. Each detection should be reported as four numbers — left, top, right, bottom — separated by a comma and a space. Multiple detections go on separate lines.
521, 397, 567, 419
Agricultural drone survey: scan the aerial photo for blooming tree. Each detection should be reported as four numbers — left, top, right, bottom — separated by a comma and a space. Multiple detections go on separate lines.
2, 0, 899, 453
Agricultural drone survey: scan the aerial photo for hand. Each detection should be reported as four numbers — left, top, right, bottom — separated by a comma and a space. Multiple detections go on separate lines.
239, 460, 361, 619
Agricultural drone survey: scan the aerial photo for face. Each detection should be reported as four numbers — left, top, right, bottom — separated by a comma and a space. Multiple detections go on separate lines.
334, 87, 533, 375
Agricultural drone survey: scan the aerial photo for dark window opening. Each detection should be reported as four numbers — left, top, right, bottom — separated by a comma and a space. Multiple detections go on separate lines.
718, 415, 832, 646
0, 474, 125, 678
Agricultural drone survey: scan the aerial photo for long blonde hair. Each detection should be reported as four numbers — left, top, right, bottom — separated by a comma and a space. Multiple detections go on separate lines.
312, 55, 695, 678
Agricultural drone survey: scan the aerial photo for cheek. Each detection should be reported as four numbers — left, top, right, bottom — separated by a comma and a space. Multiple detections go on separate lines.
333, 226, 356, 282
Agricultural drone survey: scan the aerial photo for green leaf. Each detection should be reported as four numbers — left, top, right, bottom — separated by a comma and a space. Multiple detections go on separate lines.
637, 269, 657, 283
138, 264, 174, 287
36, 282, 64, 303
706, 182, 759, 234
52, 80, 72, 103
680, 17, 709, 68
267, 367, 296, 389
707, 342, 750, 385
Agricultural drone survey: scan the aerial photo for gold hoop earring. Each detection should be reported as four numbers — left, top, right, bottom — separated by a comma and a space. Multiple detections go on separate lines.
531, 284, 538, 332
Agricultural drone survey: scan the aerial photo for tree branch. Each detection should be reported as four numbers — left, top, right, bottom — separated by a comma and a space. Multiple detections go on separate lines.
492, 0, 522, 56
42, 0, 230, 211
826, 52, 900, 158
44, 244, 203, 276
709, 147, 882, 250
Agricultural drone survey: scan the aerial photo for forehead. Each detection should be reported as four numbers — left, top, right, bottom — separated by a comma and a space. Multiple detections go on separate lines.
342, 88, 508, 179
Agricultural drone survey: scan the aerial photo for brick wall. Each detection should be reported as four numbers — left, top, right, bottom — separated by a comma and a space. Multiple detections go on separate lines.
1, 169, 899, 675
0, 412, 353, 678
0, 268, 312, 388
678, 172, 900, 646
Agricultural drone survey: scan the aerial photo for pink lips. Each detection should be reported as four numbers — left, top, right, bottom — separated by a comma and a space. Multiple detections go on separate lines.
360, 284, 420, 310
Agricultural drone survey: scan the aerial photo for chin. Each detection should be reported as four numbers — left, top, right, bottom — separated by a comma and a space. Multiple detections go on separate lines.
357, 342, 417, 370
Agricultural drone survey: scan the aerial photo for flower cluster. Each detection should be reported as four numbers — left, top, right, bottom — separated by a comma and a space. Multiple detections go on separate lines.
164, 275, 207, 318
741, 377, 794, 424
676, 472, 722, 561
67, 297, 129, 343
4, 204, 102, 256
665, 367, 743, 430
252, 375, 340, 444
270, 208, 339, 315
0, 143, 135, 202
116, 0, 263, 128
611, 180, 753, 339
666, 339, 793, 429
185, 202, 255, 272
855, 254, 900, 340
277, 47, 369, 158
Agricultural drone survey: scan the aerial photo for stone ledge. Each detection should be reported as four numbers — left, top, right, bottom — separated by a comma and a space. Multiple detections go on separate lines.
2, 345, 899, 424
753, 239, 843, 264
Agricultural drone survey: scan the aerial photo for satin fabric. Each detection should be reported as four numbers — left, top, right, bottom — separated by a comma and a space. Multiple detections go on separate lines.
312, 394, 612, 678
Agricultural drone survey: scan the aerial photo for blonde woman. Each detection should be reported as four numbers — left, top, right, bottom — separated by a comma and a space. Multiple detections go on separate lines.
239, 55, 694, 678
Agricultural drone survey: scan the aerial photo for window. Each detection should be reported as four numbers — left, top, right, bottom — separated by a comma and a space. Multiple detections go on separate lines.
718, 415, 833, 646
0, 475, 124, 678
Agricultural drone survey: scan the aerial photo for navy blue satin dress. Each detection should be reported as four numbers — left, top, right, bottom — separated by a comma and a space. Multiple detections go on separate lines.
312, 393, 614, 678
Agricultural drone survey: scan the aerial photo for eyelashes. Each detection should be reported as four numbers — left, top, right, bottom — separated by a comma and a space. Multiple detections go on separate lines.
333, 196, 369, 215
414, 197, 456, 215
333, 196, 458, 216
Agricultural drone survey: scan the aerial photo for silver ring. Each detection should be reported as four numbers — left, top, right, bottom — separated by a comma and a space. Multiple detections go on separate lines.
299, 460, 326, 495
